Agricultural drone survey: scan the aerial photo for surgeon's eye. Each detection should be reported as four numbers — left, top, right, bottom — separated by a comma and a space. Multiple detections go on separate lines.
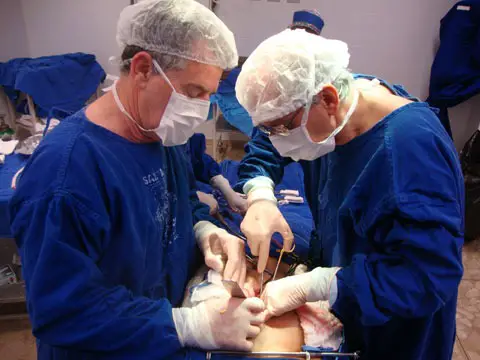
259, 125, 291, 137
185, 84, 209, 99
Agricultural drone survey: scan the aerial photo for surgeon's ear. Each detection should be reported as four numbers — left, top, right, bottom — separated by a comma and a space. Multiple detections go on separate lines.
130, 52, 154, 88
317, 85, 340, 116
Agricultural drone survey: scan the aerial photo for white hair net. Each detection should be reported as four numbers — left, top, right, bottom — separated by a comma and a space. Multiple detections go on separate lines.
116, 0, 238, 69
236, 29, 351, 125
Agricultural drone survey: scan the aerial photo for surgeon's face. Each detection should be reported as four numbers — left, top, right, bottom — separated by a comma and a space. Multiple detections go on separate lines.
262, 85, 340, 142
128, 51, 222, 132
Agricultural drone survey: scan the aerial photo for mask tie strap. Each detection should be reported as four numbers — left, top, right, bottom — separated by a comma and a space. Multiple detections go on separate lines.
330, 89, 359, 138
152, 60, 176, 93
111, 80, 154, 133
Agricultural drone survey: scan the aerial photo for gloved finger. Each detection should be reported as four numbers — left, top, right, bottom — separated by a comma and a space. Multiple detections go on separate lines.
257, 240, 271, 274
240, 221, 260, 256
244, 297, 266, 313
239, 256, 247, 288
264, 310, 273, 322
223, 256, 238, 281
208, 233, 222, 255
243, 282, 256, 298
278, 219, 294, 251
229, 255, 246, 287
250, 310, 268, 325
223, 236, 244, 280
247, 236, 260, 257
294, 264, 308, 275
235, 339, 254, 352
260, 284, 274, 310
241, 226, 260, 256
247, 325, 261, 339
204, 253, 225, 273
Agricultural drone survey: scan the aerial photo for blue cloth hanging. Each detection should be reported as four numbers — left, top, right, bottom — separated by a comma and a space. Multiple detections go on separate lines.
211, 68, 254, 137
427, 0, 480, 137
0, 53, 105, 118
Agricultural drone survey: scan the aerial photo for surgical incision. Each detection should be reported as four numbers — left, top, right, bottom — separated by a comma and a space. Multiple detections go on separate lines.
183, 256, 343, 352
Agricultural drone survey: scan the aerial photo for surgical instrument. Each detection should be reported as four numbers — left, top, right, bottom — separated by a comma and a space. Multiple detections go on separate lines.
222, 280, 247, 298
260, 272, 264, 295
206, 350, 361, 359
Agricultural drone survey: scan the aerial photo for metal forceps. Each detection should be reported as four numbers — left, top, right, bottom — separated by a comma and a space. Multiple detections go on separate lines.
259, 242, 296, 297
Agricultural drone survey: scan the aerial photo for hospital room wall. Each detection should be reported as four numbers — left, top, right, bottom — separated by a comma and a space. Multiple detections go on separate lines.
1, 0, 471, 149
17, 0, 208, 79
18, 0, 128, 76
197, 0, 455, 139
0, 0, 30, 61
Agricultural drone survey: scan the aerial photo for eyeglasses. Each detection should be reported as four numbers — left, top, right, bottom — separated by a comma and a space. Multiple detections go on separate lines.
257, 107, 303, 137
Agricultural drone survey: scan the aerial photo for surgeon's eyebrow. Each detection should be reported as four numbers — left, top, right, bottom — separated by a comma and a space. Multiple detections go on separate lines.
186, 83, 214, 97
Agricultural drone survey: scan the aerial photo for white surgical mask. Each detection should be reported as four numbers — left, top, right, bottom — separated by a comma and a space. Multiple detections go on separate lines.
270, 90, 359, 161
111, 60, 211, 146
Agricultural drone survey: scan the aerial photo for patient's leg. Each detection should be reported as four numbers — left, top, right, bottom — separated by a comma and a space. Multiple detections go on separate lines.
252, 310, 303, 352
245, 258, 304, 352
182, 258, 304, 352
183, 256, 342, 352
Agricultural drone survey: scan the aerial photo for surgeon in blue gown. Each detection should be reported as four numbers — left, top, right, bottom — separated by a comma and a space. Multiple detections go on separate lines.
186, 10, 326, 216
289, 9, 325, 35
9, 1, 267, 359
234, 29, 464, 359
187, 133, 248, 213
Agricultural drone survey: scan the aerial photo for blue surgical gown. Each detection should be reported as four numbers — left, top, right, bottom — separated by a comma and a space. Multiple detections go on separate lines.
236, 80, 464, 359
9, 110, 215, 360
186, 133, 221, 185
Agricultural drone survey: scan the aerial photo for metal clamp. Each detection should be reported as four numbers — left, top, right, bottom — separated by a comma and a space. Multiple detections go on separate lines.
205, 350, 361, 359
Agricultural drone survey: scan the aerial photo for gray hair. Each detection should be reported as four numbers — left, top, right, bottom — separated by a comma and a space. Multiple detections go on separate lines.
331, 68, 354, 101
120, 45, 186, 74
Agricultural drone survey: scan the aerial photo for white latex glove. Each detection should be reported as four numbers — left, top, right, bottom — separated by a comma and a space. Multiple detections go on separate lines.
225, 192, 248, 214
241, 177, 294, 273
194, 221, 247, 286
173, 296, 266, 351
211, 175, 247, 214
294, 264, 308, 275
261, 267, 340, 317
197, 191, 219, 215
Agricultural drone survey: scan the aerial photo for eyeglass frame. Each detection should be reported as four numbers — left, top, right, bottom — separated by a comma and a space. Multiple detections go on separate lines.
257, 96, 319, 137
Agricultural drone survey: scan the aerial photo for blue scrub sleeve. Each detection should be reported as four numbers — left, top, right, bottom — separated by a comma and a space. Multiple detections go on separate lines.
187, 159, 223, 229
331, 196, 464, 327
189, 134, 221, 184
235, 128, 292, 192
10, 193, 195, 359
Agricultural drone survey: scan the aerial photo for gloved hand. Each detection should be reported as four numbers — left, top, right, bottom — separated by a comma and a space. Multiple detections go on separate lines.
241, 177, 294, 273
261, 267, 340, 317
294, 264, 308, 275
197, 191, 219, 215
225, 192, 248, 214
210, 175, 247, 214
194, 221, 247, 286
173, 296, 266, 351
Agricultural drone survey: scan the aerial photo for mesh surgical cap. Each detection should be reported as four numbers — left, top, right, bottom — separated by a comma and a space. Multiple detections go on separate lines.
116, 0, 238, 69
236, 29, 351, 125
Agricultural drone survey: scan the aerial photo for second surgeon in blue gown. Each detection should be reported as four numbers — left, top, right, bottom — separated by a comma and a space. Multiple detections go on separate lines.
186, 133, 248, 214
235, 29, 464, 359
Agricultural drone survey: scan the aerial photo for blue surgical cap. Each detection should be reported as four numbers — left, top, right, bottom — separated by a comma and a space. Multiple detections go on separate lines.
289, 10, 324, 35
